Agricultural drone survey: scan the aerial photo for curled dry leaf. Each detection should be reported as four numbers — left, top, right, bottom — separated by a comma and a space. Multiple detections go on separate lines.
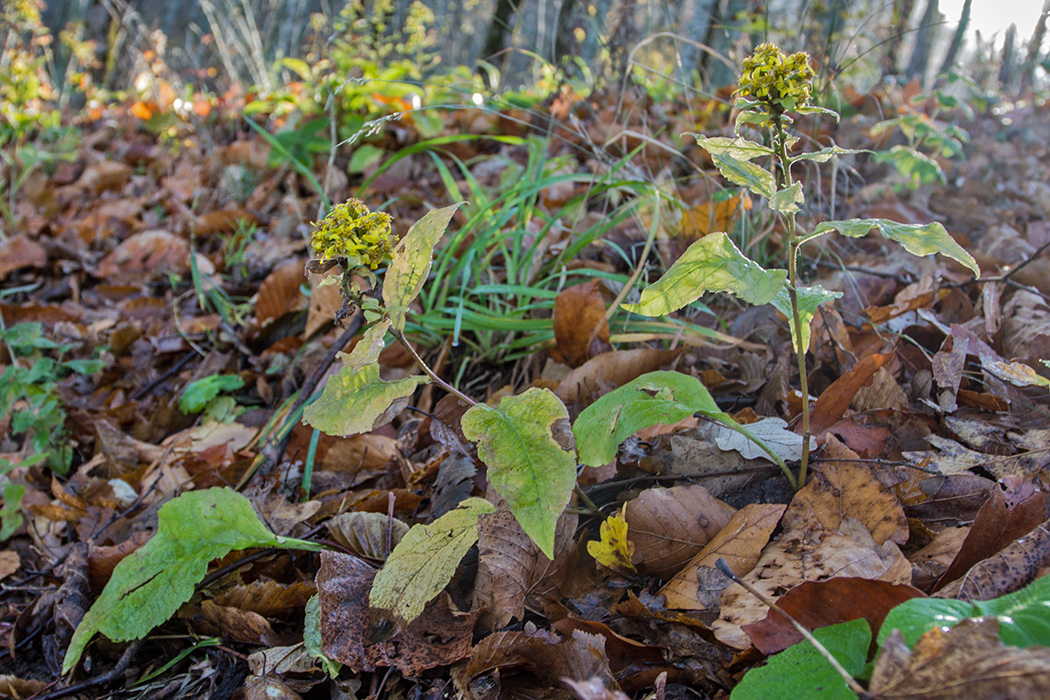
624, 484, 735, 578
0, 235, 47, 279
936, 520, 1050, 602
870, 618, 1050, 699
934, 480, 1044, 592
326, 511, 408, 561
660, 503, 785, 611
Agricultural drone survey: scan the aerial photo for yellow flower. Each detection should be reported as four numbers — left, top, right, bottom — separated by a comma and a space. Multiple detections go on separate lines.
310, 199, 394, 270
739, 43, 815, 116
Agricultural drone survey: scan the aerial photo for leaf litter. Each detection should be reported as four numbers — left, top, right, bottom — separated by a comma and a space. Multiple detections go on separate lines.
5, 76, 1050, 700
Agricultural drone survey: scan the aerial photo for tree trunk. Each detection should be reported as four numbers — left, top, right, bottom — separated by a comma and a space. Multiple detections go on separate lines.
480, 0, 519, 77
905, 0, 941, 86
937, 0, 970, 79
1021, 0, 1050, 93
999, 23, 1018, 90
882, 0, 916, 78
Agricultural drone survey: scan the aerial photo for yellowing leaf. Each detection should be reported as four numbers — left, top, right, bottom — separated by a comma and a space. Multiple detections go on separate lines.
587, 505, 636, 573
461, 388, 576, 559
770, 283, 842, 356
622, 232, 787, 317
303, 362, 427, 437
63, 488, 321, 673
805, 218, 979, 277
383, 203, 461, 326
368, 497, 495, 624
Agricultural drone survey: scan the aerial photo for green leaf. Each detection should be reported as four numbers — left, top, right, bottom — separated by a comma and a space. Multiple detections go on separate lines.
368, 497, 495, 623
304, 595, 341, 678
383, 203, 462, 325
796, 104, 841, 121
303, 362, 427, 437
461, 389, 576, 558
344, 319, 392, 374
1, 482, 25, 541
878, 574, 1050, 651
348, 144, 386, 174
62, 359, 105, 376
873, 145, 945, 189
769, 182, 804, 214
805, 218, 979, 277
622, 232, 787, 317
732, 619, 869, 700
179, 374, 245, 414
790, 145, 867, 164
711, 154, 777, 199
691, 135, 773, 160
771, 283, 843, 355
63, 488, 322, 673
692, 135, 776, 198
573, 371, 720, 467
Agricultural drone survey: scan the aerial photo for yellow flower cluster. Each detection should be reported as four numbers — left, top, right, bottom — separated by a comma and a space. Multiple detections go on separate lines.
739, 43, 815, 115
310, 199, 394, 270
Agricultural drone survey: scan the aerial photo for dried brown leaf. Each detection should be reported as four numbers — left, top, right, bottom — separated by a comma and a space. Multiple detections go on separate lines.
552, 281, 610, 368
660, 503, 785, 611
624, 484, 735, 578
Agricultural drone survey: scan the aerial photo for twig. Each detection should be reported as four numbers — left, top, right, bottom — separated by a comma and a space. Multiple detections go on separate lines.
31, 640, 143, 700
236, 313, 364, 489
715, 559, 871, 698
130, 350, 198, 400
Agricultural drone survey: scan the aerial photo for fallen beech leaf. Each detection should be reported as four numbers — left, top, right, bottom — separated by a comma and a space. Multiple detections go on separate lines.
660, 503, 786, 610
475, 508, 577, 628
624, 484, 735, 577
787, 437, 908, 546
244, 676, 303, 700
552, 280, 610, 367
870, 619, 1050, 699
96, 230, 191, 279
742, 577, 926, 654
588, 506, 637, 574
936, 520, 1050, 602
713, 524, 911, 649
0, 235, 46, 279
256, 260, 306, 326
326, 511, 408, 561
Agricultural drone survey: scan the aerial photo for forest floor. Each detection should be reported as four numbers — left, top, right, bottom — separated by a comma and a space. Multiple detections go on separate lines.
4, 82, 1050, 699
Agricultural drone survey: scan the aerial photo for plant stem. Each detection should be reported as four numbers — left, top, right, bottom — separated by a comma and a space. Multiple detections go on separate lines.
390, 327, 477, 407
773, 115, 812, 489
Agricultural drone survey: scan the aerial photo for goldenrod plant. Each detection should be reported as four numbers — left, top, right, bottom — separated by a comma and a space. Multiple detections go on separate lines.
622, 44, 979, 488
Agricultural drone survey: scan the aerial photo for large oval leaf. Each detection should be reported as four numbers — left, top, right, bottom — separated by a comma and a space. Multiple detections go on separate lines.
369, 497, 495, 624
573, 370, 720, 467
461, 388, 576, 559
805, 218, 979, 277
622, 232, 787, 317
63, 488, 321, 673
